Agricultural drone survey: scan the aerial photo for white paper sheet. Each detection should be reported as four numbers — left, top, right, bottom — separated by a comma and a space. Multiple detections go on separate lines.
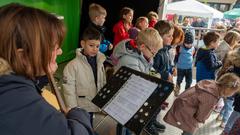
103, 74, 158, 125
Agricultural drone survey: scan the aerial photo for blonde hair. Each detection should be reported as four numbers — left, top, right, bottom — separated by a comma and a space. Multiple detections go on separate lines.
89, 3, 107, 21
217, 47, 240, 78
147, 11, 158, 20
136, 27, 163, 50
224, 31, 240, 47
226, 47, 240, 67
215, 24, 227, 31
135, 16, 148, 29
217, 73, 240, 91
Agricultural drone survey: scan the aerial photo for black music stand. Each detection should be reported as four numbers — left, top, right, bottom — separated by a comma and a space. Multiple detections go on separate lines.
92, 66, 174, 135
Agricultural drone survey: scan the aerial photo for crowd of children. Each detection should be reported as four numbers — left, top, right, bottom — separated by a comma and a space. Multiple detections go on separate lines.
60, 3, 240, 135
2, 2, 240, 135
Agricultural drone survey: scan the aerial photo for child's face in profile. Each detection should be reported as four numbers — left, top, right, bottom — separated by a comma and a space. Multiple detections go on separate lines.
142, 44, 159, 60
162, 28, 174, 45
139, 20, 149, 30
96, 15, 106, 26
81, 39, 100, 57
222, 87, 238, 97
123, 11, 133, 23
233, 38, 240, 47
209, 38, 220, 49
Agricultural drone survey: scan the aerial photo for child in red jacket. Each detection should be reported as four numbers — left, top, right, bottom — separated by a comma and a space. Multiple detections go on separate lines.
113, 7, 134, 47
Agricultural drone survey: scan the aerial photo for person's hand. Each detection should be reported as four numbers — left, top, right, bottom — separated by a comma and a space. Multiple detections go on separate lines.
168, 74, 173, 82
172, 67, 177, 76
109, 44, 113, 50
67, 107, 71, 113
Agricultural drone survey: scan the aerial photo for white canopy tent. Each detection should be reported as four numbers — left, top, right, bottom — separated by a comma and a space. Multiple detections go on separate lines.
165, 0, 223, 28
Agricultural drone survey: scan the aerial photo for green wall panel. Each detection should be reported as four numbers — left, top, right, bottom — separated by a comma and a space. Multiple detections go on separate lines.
0, 0, 81, 63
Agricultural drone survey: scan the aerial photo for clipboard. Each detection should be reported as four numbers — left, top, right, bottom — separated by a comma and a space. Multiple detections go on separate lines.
92, 66, 174, 134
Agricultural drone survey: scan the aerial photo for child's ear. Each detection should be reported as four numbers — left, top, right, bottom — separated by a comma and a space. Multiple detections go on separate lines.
123, 14, 126, 20
16, 48, 25, 58
139, 43, 145, 50
94, 16, 99, 22
80, 40, 85, 48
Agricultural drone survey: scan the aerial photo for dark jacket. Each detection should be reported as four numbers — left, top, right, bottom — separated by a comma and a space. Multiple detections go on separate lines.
88, 22, 111, 53
0, 58, 94, 135
195, 48, 222, 82
88, 22, 106, 40
153, 45, 171, 80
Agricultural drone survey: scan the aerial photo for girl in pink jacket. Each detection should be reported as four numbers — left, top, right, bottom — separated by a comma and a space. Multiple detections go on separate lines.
164, 73, 240, 135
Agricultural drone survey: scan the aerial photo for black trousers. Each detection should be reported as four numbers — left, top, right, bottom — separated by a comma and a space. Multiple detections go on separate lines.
177, 68, 192, 90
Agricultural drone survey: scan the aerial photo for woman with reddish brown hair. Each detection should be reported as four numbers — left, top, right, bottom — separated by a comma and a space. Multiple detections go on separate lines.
171, 24, 185, 71
169, 25, 185, 83
172, 25, 185, 46
0, 3, 94, 135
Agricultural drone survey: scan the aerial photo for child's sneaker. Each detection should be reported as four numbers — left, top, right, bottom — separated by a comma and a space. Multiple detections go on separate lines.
216, 114, 223, 121
220, 122, 226, 128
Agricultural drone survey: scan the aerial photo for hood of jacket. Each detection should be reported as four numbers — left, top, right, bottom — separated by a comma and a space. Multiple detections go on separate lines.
196, 47, 213, 61
195, 80, 220, 99
113, 39, 153, 65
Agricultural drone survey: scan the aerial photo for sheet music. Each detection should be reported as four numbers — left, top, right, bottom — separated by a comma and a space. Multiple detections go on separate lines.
103, 74, 158, 125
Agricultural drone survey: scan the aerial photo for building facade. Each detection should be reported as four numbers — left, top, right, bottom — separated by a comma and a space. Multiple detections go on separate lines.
198, 0, 237, 12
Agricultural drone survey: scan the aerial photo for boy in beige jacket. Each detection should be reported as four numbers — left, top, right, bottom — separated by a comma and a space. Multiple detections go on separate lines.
63, 27, 106, 124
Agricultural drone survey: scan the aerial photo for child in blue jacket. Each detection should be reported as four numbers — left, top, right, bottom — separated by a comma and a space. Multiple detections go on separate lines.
195, 31, 222, 82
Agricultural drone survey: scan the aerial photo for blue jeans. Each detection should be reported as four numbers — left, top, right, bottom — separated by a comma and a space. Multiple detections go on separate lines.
223, 110, 240, 133
177, 68, 192, 89
220, 98, 234, 123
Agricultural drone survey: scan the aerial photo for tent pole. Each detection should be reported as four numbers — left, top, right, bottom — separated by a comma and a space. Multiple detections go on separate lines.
158, 0, 168, 20
207, 17, 213, 29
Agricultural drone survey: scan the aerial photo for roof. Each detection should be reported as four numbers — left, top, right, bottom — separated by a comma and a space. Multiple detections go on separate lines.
166, 0, 223, 18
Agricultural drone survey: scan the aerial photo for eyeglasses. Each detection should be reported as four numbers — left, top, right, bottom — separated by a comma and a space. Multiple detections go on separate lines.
145, 45, 157, 56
